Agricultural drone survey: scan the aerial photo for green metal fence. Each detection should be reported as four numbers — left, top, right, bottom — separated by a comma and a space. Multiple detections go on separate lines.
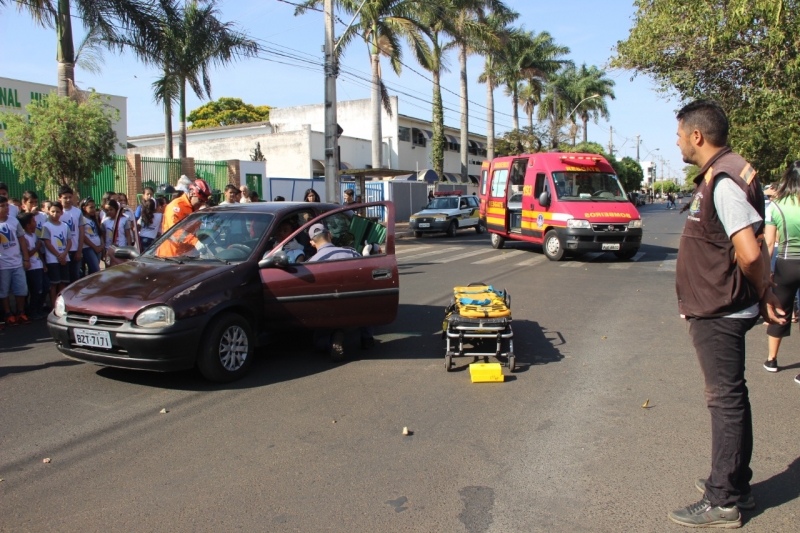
0, 150, 126, 202
195, 159, 229, 192
141, 156, 182, 191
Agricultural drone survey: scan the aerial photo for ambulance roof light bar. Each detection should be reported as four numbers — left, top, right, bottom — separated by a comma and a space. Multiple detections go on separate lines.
559, 155, 602, 162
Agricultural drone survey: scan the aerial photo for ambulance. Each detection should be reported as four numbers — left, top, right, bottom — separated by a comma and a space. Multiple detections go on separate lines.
478, 152, 643, 261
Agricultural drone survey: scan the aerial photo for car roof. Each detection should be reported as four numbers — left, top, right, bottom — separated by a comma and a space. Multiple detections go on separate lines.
204, 201, 338, 215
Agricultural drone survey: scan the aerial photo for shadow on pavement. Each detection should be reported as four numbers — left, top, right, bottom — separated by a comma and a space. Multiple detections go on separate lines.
0, 321, 53, 355
747, 456, 800, 523
0, 359, 83, 378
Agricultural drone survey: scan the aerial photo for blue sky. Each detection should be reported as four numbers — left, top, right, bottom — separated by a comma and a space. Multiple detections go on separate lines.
1, 0, 685, 181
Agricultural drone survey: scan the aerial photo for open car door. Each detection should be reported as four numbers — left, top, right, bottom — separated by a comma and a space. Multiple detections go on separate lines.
104, 206, 142, 268
259, 201, 399, 330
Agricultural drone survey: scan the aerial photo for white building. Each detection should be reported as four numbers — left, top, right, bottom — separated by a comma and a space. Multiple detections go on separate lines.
0, 76, 128, 154
127, 97, 488, 184
641, 160, 657, 188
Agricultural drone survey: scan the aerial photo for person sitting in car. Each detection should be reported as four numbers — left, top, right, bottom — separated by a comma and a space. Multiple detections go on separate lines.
271, 220, 306, 263
306, 223, 360, 262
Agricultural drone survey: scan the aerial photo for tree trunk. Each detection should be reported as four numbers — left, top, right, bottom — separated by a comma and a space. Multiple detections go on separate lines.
164, 99, 174, 159
527, 110, 533, 131
459, 43, 468, 183
56, 0, 75, 97
432, 69, 444, 179
370, 51, 382, 169
486, 70, 494, 161
179, 77, 187, 159
511, 84, 519, 131
582, 115, 589, 144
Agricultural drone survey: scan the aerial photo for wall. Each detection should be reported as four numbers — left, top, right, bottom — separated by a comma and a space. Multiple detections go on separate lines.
0, 76, 128, 154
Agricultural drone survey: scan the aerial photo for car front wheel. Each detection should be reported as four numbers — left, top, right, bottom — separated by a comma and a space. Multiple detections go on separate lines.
446, 220, 458, 238
197, 312, 254, 382
543, 230, 565, 261
475, 222, 485, 234
491, 233, 505, 249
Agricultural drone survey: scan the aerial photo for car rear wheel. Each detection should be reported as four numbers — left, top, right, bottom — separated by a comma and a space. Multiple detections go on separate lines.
543, 230, 565, 261
491, 233, 505, 249
446, 220, 458, 238
197, 313, 254, 382
475, 222, 485, 234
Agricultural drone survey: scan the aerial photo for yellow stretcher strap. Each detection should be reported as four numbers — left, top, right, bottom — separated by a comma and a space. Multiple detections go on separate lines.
458, 303, 511, 318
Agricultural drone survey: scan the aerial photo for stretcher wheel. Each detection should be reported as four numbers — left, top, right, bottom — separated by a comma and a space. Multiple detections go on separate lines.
508, 353, 516, 372
445, 352, 453, 371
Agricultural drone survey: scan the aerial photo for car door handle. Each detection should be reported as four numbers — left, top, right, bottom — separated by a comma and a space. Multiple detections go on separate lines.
372, 268, 392, 280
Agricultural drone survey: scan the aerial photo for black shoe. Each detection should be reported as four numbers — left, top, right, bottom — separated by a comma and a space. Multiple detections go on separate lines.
330, 330, 345, 362
668, 497, 741, 528
696, 478, 755, 510
763, 358, 779, 372
360, 337, 374, 350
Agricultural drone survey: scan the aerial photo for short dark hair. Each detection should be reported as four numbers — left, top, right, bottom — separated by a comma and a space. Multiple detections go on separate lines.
273, 195, 285, 201
22, 190, 38, 201
18, 212, 36, 228
344, 188, 354, 195
50, 201, 63, 211
0, 182, 8, 193
58, 185, 74, 197
143, 186, 154, 194
676, 100, 729, 147
224, 184, 240, 193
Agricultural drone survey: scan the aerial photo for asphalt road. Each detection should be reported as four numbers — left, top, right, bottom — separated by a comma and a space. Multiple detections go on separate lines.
1, 202, 799, 532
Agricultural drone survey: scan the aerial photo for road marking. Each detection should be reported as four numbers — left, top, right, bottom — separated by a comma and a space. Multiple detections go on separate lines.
395, 245, 430, 255
608, 252, 646, 269
515, 255, 548, 266
560, 252, 604, 267
430, 248, 496, 264
399, 247, 465, 262
471, 250, 527, 264
658, 254, 678, 272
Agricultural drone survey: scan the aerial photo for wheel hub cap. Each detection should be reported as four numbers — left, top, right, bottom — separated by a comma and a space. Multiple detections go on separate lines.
219, 325, 249, 371
547, 237, 559, 255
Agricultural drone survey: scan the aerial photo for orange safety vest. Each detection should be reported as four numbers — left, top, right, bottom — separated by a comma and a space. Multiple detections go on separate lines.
157, 195, 198, 257
161, 194, 194, 233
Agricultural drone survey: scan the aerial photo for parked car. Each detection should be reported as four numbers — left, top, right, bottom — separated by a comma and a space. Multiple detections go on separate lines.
48, 201, 399, 382
409, 191, 483, 237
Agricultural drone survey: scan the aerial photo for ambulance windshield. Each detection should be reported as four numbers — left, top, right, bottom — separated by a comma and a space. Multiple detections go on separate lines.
551, 172, 627, 201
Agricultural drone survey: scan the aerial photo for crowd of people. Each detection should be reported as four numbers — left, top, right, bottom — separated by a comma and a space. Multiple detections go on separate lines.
0, 175, 267, 331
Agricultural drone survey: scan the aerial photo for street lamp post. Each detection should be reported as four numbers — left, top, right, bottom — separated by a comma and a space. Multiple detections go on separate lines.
550, 93, 600, 149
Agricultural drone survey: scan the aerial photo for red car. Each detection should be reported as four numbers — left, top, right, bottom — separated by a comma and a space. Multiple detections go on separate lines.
47, 201, 399, 382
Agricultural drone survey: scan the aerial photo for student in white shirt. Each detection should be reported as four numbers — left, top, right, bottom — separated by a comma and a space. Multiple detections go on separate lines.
41, 202, 71, 306
58, 186, 83, 283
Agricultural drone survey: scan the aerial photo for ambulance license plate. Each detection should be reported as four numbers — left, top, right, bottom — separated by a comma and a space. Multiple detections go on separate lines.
74, 328, 112, 349
418, 223, 430, 228
602, 243, 621, 251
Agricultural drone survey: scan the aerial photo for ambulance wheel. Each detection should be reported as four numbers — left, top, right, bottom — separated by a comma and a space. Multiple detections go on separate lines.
475, 222, 485, 234
543, 230, 565, 261
614, 248, 638, 260
508, 354, 516, 372
445, 352, 453, 371
446, 220, 458, 238
414, 231, 423, 238
491, 233, 505, 249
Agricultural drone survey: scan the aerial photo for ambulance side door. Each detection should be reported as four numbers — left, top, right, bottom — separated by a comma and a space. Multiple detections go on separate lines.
485, 166, 509, 233
525, 172, 550, 240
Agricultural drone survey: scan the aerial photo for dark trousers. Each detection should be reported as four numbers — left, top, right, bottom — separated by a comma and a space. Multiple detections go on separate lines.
25, 268, 44, 315
67, 251, 81, 283
688, 316, 757, 507
766, 257, 800, 338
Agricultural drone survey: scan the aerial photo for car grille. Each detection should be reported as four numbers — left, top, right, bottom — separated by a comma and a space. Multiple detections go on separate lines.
415, 217, 435, 223
591, 223, 628, 232
66, 312, 126, 328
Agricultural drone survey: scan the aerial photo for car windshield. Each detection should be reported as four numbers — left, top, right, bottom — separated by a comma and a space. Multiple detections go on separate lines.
146, 211, 275, 262
552, 172, 627, 201
426, 197, 459, 210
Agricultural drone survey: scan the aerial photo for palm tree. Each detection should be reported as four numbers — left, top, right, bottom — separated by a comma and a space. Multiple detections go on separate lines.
497, 29, 570, 134
572, 64, 615, 144
8, 0, 159, 97
537, 65, 580, 148
476, 8, 517, 160
295, 0, 432, 170
518, 79, 542, 131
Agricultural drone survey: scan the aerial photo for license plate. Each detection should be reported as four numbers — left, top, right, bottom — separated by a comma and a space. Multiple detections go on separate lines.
418, 223, 430, 228
74, 328, 112, 349
602, 243, 621, 251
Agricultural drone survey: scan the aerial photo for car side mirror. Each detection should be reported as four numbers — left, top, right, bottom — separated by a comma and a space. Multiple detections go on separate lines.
114, 246, 140, 260
258, 250, 290, 269
539, 191, 551, 208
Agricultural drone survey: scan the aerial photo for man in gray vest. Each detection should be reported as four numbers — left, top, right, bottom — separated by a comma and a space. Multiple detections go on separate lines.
670, 100, 785, 528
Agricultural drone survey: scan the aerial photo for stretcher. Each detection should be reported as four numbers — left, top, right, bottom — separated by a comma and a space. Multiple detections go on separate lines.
442, 283, 515, 372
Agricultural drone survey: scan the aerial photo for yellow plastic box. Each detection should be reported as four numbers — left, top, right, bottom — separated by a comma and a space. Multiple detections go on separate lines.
469, 363, 504, 383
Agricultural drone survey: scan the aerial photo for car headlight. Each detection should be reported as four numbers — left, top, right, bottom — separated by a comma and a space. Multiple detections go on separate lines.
567, 219, 591, 229
434, 216, 447, 222
135, 305, 175, 328
54, 295, 66, 317
628, 219, 643, 229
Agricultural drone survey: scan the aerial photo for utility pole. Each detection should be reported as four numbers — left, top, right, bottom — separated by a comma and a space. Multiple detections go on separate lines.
324, 0, 339, 204
608, 126, 614, 157
636, 134, 640, 163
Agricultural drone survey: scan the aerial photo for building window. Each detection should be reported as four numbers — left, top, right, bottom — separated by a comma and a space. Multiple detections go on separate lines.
412, 128, 426, 147
398, 126, 411, 142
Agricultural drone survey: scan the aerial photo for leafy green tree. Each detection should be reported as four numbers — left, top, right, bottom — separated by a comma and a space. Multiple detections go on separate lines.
683, 164, 700, 184
187, 97, 271, 129
559, 142, 644, 193
493, 126, 545, 156
613, 0, 800, 180
0, 93, 118, 189
295, 0, 432, 170
571, 64, 615, 144
6, 0, 159, 97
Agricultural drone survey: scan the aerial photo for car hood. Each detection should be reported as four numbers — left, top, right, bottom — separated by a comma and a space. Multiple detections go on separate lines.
559, 201, 639, 222
61, 259, 232, 320
412, 209, 454, 217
